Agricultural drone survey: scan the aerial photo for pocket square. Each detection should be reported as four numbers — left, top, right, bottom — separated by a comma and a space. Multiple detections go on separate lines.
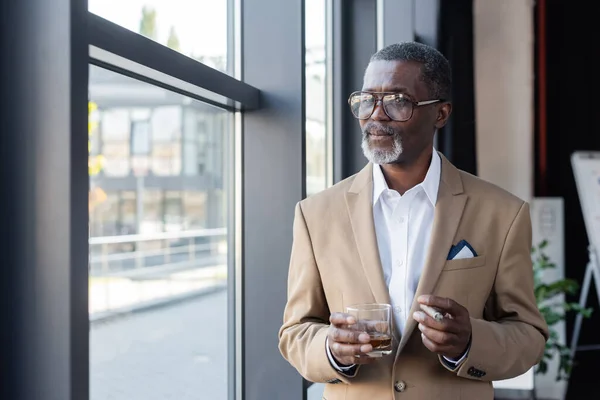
448, 240, 477, 260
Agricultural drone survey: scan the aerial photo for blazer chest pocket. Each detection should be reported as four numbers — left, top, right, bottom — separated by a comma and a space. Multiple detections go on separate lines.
443, 255, 486, 271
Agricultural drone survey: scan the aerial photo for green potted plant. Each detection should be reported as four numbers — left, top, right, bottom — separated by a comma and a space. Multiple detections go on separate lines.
532, 240, 593, 381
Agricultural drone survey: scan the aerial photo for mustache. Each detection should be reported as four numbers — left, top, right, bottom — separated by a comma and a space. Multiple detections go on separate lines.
362, 122, 397, 137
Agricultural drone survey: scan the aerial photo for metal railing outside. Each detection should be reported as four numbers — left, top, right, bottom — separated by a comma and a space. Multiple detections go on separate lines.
88, 228, 228, 317
89, 228, 227, 277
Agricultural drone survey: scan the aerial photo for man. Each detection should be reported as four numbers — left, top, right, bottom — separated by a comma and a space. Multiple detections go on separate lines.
278, 42, 549, 399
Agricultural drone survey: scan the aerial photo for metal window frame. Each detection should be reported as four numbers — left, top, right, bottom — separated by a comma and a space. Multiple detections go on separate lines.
87, 1, 308, 400
325, 0, 335, 190
88, 7, 254, 400
89, 13, 260, 112
3, 0, 257, 399
88, 11, 246, 400
378, 0, 415, 50
241, 0, 306, 399
1, 0, 90, 399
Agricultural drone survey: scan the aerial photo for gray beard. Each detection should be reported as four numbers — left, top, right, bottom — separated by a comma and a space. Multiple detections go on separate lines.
361, 134, 404, 164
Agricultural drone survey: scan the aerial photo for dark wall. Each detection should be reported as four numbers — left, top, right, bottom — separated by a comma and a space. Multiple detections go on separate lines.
540, 1, 600, 398
435, 0, 477, 175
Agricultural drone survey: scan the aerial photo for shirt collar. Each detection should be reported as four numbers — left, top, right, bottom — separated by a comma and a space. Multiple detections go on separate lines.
372, 149, 441, 206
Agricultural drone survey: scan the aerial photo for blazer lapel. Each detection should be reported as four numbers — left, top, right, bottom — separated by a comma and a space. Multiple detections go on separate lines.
397, 153, 468, 353
344, 164, 391, 306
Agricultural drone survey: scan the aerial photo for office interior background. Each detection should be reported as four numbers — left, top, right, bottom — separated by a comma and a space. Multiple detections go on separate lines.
1, 0, 598, 399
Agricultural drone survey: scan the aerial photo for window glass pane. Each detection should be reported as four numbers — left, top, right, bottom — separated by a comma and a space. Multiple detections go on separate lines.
89, 65, 232, 400
89, 0, 231, 74
305, 0, 330, 196
131, 120, 151, 155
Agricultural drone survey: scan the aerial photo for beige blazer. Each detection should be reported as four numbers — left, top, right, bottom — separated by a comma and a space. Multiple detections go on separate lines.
279, 153, 549, 400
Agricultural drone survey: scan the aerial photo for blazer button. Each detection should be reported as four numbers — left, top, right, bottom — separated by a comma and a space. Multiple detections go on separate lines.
394, 380, 406, 392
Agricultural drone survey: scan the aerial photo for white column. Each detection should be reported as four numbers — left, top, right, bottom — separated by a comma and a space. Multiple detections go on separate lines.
474, 0, 534, 201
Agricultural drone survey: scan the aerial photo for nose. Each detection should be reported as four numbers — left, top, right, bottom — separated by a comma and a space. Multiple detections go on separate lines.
370, 99, 389, 121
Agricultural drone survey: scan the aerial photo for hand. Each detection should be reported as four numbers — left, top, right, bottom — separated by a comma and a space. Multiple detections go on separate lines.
413, 295, 472, 360
327, 313, 374, 366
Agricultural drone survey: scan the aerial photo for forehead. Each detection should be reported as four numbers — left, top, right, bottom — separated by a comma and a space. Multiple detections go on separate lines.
362, 60, 426, 98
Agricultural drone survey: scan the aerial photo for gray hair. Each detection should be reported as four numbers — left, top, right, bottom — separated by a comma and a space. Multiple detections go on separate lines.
369, 42, 451, 100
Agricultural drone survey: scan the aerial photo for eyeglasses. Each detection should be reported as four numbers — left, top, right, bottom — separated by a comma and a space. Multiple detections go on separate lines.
348, 91, 442, 122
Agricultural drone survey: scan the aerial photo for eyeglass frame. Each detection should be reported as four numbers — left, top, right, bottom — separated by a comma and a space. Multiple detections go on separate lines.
347, 91, 444, 122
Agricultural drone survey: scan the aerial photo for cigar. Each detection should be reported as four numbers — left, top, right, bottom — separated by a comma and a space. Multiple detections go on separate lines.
420, 304, 443, 321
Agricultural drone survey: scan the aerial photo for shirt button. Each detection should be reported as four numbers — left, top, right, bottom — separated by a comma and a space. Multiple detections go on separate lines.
394, 380, 406, 392
397, 260, 403, 267
398, 216, 405, 223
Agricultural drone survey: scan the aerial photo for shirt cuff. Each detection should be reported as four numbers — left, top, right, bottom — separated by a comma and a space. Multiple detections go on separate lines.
442, 341, 471, 367
325, 337, 357, 373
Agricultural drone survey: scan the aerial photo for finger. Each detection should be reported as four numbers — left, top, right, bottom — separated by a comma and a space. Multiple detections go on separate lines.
362, 319, 389, 333
330, 341, 373, 358
417, 295, 465, 316
335, 354, 374, 366
420, 332, 453, 354
418, 323, 459, 346
412, 310, 460, 333
330, 327, 371, 344
330, 312, 356, 326
353, 356, 375, 365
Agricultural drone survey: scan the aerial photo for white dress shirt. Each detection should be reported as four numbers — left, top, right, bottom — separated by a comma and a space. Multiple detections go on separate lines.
372, 151, 440, 336
327, 151, 468, 373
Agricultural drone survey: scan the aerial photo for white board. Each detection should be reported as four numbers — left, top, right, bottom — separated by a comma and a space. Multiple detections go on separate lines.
571, 151, 600, 254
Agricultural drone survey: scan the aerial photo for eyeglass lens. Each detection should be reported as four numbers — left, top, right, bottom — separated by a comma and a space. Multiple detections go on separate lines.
349, 93, 413, 121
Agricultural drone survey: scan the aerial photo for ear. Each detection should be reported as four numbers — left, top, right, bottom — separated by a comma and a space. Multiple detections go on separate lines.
434, 102, 452, 129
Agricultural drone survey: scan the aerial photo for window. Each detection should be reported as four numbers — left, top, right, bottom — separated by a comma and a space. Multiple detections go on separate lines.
151, 106, 182, 176
305, 0, 332, 196
89, 65, 232, 400
89, 0, 232, 74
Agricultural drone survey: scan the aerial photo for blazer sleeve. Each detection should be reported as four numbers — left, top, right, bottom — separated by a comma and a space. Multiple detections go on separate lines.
453, 201, 549, 381
278, 202, 357, 384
